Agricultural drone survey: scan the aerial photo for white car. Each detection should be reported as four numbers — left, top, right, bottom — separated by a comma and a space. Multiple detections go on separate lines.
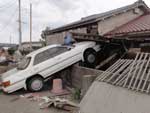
1, 41, 100, 93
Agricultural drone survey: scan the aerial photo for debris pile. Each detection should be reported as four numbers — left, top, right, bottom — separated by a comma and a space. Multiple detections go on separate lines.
11, 93, 79, 112
39, 97, 79, 111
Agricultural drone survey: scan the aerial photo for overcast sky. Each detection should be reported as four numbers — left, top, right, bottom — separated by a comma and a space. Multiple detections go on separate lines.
0, 0, 150, 44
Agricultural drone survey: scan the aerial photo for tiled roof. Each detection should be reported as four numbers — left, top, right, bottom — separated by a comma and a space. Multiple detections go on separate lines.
105, 13, 150, 37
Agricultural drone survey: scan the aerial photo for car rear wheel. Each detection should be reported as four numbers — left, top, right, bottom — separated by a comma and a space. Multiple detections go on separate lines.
83, 48, 97, 67
27, 76, 44, 92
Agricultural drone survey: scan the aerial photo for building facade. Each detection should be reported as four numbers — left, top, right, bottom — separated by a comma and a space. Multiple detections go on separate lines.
42, 0, 150, 45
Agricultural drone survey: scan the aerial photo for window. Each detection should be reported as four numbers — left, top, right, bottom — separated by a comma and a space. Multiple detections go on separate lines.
34, 47, 69, 65
17, 57, 31, 70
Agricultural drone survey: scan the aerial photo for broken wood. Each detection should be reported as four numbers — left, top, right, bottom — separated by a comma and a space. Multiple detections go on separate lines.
97, 52, 150, 94
96, 53, 117, 69
39, 97, 79, 111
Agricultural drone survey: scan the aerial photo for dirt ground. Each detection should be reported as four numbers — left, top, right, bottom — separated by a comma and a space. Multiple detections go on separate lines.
0, 85, 78, 113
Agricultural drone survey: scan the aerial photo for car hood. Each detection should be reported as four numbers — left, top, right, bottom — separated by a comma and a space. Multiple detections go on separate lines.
1, 68, 19, 79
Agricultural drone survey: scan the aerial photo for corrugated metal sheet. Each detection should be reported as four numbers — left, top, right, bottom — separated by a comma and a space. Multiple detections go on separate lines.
106, 14, 150, 37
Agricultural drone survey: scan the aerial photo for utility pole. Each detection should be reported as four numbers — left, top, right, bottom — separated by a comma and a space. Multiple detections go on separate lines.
30, 3, 32, 50
18, 0, 22, 49
10, 35, 12, 44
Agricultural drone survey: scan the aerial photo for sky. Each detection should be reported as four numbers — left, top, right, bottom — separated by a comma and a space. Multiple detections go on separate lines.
0, 0, 150, 44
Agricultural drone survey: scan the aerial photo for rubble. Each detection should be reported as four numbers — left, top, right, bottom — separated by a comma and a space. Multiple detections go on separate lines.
18, 92, 79, 112
39, 97, 79, 111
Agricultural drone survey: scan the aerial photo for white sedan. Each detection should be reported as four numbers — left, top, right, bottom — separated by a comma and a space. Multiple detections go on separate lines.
1, 41, 100, 93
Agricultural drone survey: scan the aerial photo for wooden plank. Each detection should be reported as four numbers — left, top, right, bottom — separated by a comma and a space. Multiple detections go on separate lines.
96, 53, 117, 69
123, 52, 140, 88
100, 60, 125, 81
116, 61, 142, 86
132, 53, 147, 90
142, 70, 150, 92
137, 54, 150, 91
112, 60, 133, 85
106, 60, 132, 83
96, 59, 122, 81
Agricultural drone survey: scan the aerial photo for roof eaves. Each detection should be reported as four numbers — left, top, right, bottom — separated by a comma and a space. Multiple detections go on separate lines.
106, 30, 150, 39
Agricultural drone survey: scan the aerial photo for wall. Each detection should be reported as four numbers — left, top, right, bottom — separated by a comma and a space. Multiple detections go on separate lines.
71, 65, 103, 89
46, 27, 87, 45
80, 82, 150, 113
98, 8, 144, 35
46, 32, 65, 45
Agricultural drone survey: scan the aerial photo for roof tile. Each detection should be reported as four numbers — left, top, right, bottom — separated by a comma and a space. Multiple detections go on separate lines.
106, 13, 150, 37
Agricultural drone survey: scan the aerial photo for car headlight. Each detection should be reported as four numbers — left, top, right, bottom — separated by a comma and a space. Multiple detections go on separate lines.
2, 81, 11, 88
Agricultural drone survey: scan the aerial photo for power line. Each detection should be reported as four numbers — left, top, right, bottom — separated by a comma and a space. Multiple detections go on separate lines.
0, 0, 17, 9
0, 8, 18, 33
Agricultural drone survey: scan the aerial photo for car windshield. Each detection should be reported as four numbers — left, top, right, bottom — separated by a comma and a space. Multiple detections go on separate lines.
17, 57, 31, 70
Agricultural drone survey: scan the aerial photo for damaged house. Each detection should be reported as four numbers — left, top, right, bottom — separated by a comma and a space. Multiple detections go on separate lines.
42, 0, 150, 46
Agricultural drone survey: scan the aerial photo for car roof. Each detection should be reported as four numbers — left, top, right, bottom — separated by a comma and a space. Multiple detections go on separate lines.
73, 41, 95, 46
26, 41, 95, 57
27, 44, 61, 57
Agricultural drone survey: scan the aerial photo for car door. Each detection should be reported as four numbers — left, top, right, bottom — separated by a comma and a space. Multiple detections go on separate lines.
33, 49, 53, 74
33, 46, 71, 78
52, 46, 82, 72
47, 47, 71, 74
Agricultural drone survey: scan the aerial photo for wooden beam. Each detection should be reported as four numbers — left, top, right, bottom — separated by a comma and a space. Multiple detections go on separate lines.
96, 53, 117, 69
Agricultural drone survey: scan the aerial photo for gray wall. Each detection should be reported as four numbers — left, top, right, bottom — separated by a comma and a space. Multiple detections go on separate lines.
46, 27, 87, 45
80, 82, 150, 113
71, 65, 103, 89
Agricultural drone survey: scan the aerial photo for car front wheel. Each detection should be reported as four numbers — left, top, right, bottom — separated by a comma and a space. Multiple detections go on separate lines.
83, 48, 97, 67
27, 76, 44, 92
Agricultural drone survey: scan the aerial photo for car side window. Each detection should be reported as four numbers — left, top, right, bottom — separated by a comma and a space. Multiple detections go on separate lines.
34, 47, 69, 65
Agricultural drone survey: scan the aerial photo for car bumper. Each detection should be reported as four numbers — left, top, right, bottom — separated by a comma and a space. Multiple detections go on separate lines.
2, 80, 25, 93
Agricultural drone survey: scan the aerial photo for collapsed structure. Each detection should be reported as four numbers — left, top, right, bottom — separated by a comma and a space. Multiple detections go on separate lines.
80, 53, 150, 113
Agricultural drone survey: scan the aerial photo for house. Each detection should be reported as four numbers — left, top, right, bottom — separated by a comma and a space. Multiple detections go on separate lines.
105, 13, 150, 48
42, 0, 150, 45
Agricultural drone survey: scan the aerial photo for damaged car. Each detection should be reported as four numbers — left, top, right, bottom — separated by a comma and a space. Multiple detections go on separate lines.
1, 41, 100, 93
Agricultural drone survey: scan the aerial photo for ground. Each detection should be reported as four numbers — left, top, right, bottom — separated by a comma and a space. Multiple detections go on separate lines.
0, 83, 78, 113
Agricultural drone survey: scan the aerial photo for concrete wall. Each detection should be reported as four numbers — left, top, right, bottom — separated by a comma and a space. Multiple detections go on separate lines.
98, 8, 144, 35
71, 65, 103, 89
46, 27, 87, 45
80, 81, 150, 113
46, 32, 65, 45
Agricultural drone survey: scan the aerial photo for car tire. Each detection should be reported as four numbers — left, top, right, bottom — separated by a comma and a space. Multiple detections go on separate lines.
83, 48, 97, 67
27, 76, 44, 92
